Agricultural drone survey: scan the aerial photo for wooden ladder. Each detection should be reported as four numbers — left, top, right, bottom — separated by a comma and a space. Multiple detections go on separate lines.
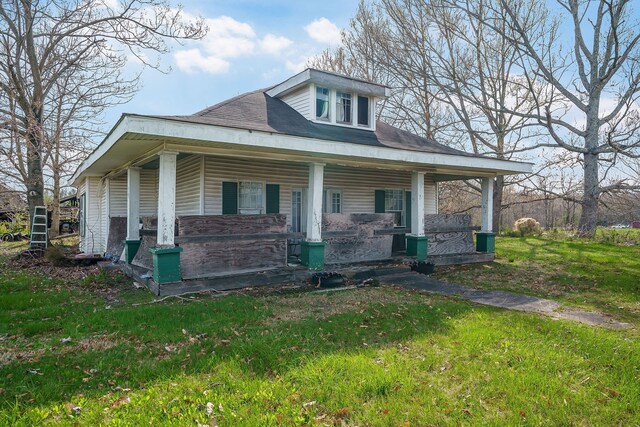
29, 206, 48, 251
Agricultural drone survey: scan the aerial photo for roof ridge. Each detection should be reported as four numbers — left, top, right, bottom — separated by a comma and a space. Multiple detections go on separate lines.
193, 87, 273, 117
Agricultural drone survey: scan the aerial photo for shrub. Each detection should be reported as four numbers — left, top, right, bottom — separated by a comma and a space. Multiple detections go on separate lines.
514, 217, 541, 236
45, 245, 72, 267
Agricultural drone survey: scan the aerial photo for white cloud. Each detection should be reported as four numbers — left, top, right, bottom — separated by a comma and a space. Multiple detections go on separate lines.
304, 18, 342, 46
260, 34, 294, 55
285, 58, 309, 73
174, 15, 297, 74
200, 16, 256, 58
174, 49, 230, 74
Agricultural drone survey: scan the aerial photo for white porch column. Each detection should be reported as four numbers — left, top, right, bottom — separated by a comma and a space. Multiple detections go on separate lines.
306, 162, 325, 242
157, 151, 178, 247
126, 167, 141, 241
410, 171, 425, 236
481, 177, 494, 233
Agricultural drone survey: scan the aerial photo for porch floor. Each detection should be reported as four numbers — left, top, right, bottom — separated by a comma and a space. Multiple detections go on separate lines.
119, 252, 494, 296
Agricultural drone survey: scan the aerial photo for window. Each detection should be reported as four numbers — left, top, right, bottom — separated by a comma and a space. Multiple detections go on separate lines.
385, 189, 404, 227
357, 95, 370, 126
336, 92, 352, 124
316, 87, 330, 120
238, 182, 263, 214
322, 189, 342, 214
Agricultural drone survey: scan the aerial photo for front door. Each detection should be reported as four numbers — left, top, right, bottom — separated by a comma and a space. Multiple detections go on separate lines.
376, 189, 410, 253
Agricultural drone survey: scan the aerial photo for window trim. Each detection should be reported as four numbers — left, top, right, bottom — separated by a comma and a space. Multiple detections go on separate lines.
357, 95, 371, 127
310, 85, 374, 130
322, 188, 342, 214
315, 86, 330, 121
335, 91, 352, 125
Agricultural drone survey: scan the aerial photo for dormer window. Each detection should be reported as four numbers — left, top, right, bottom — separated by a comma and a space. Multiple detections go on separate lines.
336, 92, 352, 124
316, 87, 330, 120
357, 96, 370, 127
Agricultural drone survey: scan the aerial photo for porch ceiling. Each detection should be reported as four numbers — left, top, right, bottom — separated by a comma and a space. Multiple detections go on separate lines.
72, 115, 532, 185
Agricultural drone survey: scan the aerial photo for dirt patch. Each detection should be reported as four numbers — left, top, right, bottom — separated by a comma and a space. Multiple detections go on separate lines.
263, 286, 424, 323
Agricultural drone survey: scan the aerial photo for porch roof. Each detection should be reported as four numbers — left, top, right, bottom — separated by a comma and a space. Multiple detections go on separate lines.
71, 89, 532, 186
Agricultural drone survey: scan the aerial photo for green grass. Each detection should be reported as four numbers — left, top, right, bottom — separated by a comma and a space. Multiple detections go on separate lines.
436, 236, 640, 326
1, 239, 639, 425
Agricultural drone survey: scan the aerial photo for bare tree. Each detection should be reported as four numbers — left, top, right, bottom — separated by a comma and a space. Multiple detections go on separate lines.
0, 0, 206, 229
310, 0, 541, 231
450, 0, 640, 235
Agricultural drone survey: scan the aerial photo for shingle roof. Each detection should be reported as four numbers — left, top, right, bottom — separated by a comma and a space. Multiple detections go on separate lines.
147, 89, 476, 157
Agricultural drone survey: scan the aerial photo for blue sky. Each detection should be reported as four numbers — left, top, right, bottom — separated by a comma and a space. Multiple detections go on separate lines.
106, 0, 359, 127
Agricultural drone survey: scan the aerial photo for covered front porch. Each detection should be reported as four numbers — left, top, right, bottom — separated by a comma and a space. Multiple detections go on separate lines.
107, 152, 497, 293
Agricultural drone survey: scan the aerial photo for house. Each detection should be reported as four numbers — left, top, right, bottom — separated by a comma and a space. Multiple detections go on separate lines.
71, 69, 532, 292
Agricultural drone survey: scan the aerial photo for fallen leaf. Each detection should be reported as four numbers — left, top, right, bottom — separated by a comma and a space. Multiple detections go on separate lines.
206, 402, 214, 416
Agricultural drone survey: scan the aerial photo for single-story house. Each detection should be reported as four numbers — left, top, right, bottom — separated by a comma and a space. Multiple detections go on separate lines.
71, 69, 532, 292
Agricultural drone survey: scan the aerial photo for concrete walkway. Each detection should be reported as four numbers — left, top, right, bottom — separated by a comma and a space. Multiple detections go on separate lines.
378, 272, 631, 330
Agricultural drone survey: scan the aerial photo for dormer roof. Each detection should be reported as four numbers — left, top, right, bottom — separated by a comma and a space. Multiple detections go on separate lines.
266, 68, 391, 99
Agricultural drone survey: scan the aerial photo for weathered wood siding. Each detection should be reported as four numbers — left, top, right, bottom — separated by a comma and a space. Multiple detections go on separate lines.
177, 214, 288, 279
280, 85, 311, 119
132, 217, 157, 270
424, 214, 475, 255
105, 217, 127, 259
323, 213, 394, 264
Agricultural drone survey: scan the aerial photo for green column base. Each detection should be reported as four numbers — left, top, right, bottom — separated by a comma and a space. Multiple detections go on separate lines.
149, 246, 183, 284
300, 241, 325, 270
124, 239, 141, 264
476, 232, 496, 253
406, 235, 428, 260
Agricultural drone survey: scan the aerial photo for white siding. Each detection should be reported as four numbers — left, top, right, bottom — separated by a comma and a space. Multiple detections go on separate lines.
202, 155, 439, 226
176, 154, 202, 216
425, 178, 438, 214
109, 175, 127, 217
81, 176, 105, 254
279, 85, 311, 119
140, 168, 158, 216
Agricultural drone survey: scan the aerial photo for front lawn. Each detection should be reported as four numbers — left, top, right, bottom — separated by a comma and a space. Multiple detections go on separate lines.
0, 238, 639, 425
436, 236, 640, 326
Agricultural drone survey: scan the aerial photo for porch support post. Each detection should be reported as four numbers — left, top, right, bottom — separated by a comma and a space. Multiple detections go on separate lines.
124, 167, 141, 264
150, 151, 183, 284
477, 177, 495, 253
406, 171, 427, 260
301, 162, 325, 269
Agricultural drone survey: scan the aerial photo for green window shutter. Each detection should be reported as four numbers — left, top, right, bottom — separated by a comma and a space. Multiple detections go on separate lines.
266, 184, 280, 214
222, 182, 238, 214
374, 190, 386, 213
405, 191, 412, 231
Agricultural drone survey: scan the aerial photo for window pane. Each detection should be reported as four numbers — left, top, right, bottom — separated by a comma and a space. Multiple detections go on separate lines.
357, 96, 369, 126
332, 191, 341, 213
239, 182, 263, 214
291, 190, 302, 232
316, 87, 330, 120
385, 190, 404, 226
336, 92, 352, 124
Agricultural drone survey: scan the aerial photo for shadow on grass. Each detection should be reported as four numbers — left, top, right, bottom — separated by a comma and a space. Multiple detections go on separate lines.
0, 272, 473, 411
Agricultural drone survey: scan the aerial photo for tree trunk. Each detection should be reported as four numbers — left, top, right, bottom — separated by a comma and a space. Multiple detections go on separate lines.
492, 175, 503, 233
579, 151, 599, 236
50, 170, 61, 238
26, 131, 45, 233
